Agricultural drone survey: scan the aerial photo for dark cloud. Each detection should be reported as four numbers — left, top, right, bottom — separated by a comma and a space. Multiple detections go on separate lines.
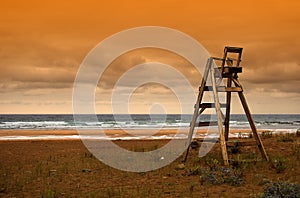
98, 48, 201, 90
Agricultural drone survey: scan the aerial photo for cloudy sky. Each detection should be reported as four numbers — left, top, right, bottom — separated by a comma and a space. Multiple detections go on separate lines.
1, 0, 299, 114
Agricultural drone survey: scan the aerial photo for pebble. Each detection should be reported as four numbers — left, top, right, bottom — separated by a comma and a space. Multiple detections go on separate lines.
175, 163, 185, 170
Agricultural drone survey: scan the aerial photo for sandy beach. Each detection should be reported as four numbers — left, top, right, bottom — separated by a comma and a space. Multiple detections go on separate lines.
0, 128, 267, 140
0, 129, 299, 197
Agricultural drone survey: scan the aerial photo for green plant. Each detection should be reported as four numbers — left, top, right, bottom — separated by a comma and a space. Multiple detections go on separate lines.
270, 156, 287, 173
204, 172, 221, 185
41, 189, 56, 198
261, 131, 273, 139
277, 133, 295, 142
259, 181, 300, 198
296, 129, 300, 137
201, 167, 243, 186
224, 168, 243, 186
230, 141, 241, 154
292, 144, 300, 158
188, 165, 202, 176
205, 157, 219, 171
35, 162, 43, 176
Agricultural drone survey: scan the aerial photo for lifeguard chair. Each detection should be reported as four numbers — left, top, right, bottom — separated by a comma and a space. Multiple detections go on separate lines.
183, 46, 268, 165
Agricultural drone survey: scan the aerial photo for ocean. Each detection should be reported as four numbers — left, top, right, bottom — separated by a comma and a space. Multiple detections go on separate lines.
0, 114, 299, 132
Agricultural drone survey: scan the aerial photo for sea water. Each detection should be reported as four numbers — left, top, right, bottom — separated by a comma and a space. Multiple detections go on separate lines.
0, 114, 299, 131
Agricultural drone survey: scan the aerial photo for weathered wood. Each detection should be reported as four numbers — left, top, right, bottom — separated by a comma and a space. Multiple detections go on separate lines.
197, 121, 221, 127
234, 80, 269, 161
223, 87, 243, 92
184, 46, 268, 165
199, 103, 227, 108
203, 86, 242, 92
217, 67, 242, 74
224, 78, 232, 141
225, 46, 243, 53
183, 58, 212, 162
210, 62, 229, 166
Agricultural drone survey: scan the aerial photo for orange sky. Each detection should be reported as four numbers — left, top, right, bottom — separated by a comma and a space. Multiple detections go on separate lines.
0, 0, 299, 114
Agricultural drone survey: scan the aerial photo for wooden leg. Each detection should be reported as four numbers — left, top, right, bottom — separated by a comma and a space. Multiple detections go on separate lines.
210, 63, 229, 166
224, 78, 232, 141
237, 90, 269, 161
183, 58, 211, 162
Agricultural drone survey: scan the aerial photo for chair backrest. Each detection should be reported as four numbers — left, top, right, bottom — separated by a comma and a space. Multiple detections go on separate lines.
220, 46, 243, 74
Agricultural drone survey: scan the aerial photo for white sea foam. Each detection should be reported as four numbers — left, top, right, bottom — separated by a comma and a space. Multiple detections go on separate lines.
0, 114, 299, 130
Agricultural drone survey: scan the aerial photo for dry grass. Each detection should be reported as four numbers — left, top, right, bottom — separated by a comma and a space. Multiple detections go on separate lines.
0, 134, 299, 197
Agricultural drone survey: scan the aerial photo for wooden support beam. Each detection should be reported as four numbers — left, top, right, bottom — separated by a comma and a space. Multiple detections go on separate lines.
210, 62, 229, 166
183, 58, 212, 162
234, 80, 269, 161
224, 77, 232, 141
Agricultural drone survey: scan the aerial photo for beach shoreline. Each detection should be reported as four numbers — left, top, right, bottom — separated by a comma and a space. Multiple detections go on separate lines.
0, 128, 278, 141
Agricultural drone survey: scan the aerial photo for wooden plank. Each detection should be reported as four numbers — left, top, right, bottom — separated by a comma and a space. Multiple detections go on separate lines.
224, 87, 243, 92
225, 46, 243, 53
203, 86, 242, 92
199, 103, 227, 108
210, 62, 229, 166
217, 67, 242, 74
196, 121, 220, 127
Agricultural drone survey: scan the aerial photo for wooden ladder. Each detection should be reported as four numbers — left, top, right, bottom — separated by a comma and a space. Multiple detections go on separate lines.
183, 46, 269, 165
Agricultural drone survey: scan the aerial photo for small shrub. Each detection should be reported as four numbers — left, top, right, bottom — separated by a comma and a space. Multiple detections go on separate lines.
259, 181, 300, 198
230, 141, 241, 154
41, 189, 56, 198
296, 129, 300, 137
204, 172, 222, 185
224, 169, 243, 186
202, 167, 243, 186
188, 165, 201, 176
277, 133, 295, 142
205, 157, 219, 171
292, 144, 300, 159
248, 133, 253, 138
261, 131, 273, 139
270, 156, 287, 173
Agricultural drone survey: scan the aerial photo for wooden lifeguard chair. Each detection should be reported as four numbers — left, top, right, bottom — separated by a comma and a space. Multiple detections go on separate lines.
183, 46, 269, 165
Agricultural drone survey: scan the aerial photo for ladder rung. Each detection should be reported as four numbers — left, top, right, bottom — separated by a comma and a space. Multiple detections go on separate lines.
227, 140, 258, 147
218, 67, 242, 74
203, 86, 221, 91
222, 87, 243, 92
199, 103, 227, 108
203, 86, 243, 92
196, 121, 224, 127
